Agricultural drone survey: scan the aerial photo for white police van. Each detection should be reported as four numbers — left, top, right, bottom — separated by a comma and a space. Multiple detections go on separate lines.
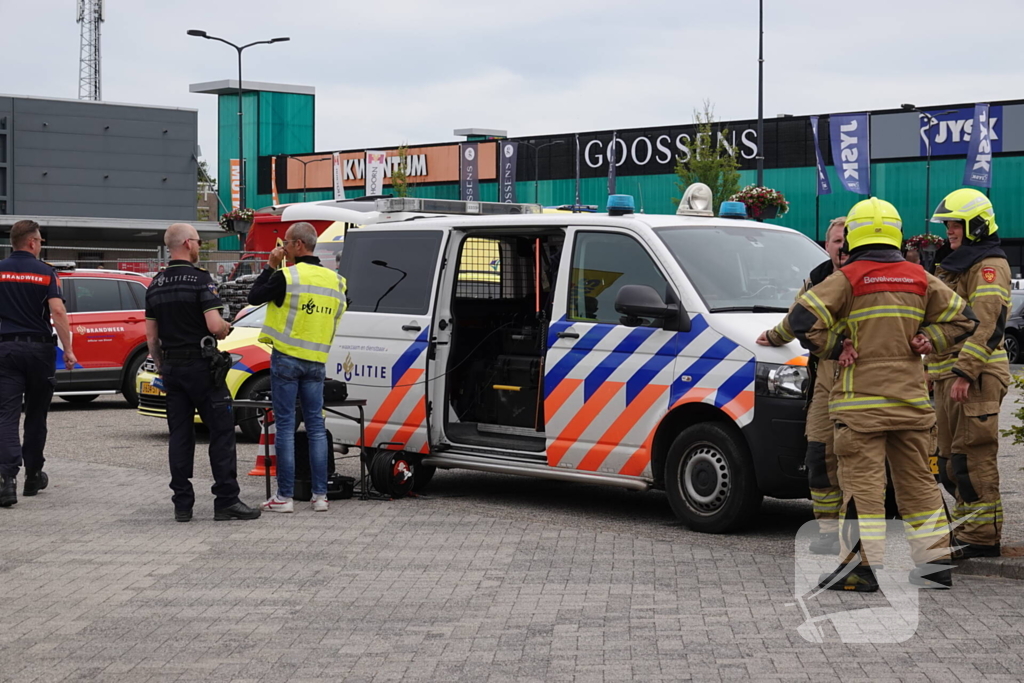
325, 189, 825, 532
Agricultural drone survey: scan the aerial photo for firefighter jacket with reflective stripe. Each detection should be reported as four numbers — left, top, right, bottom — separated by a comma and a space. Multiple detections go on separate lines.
925, 257, 1011, 385
785, 255, 978, 433
259, 263, 346, 363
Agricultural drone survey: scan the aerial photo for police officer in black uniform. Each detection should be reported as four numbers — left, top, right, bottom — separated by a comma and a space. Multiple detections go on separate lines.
0, 220, 76, 508
145, 223, 260, 522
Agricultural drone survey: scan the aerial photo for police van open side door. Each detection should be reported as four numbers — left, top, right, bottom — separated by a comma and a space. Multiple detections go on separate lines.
544, 226, 685, 479
327, 227, 448, 454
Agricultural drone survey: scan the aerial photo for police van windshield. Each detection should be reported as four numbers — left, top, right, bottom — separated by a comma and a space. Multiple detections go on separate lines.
657, 225, 826, 312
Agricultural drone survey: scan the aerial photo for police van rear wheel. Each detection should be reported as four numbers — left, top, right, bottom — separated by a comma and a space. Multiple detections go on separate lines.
665, 423, 762, 534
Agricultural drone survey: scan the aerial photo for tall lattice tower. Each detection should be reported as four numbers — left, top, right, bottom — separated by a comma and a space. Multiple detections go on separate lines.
77, 0, 104, 100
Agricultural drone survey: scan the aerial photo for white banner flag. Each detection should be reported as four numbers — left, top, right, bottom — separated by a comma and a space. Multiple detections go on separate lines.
332, 152, 345, 200
365, 150, 386, 196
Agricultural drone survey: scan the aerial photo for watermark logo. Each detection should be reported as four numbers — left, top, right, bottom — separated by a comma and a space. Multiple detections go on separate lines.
790, 512, 973, 643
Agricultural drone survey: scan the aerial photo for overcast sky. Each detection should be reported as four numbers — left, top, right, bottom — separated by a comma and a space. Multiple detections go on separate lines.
4, 0, 1023, 177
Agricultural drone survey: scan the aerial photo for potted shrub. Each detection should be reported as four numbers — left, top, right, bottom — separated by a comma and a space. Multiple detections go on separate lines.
219, 208, 255, 233
729, 185, 789, 220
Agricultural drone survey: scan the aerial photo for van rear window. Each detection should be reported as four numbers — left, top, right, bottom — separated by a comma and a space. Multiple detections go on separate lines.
340, 230, 444, 314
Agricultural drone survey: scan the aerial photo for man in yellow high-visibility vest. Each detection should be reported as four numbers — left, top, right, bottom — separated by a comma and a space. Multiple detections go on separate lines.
248, 222, 346, 513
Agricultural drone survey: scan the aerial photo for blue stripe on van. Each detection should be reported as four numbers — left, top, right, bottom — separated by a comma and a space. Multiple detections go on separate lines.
543, 324, 612, 399
668, 336, 739, 405
714, 358, 756, 408
583, 327, 658, 401
392, 327, 430, 388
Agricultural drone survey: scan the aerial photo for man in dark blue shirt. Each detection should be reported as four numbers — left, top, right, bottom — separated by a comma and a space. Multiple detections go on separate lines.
0, 220, 76, 508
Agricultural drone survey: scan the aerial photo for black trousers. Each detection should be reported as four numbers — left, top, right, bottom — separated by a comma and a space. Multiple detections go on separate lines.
0, 341, 56, 478
162, 358, 241, 511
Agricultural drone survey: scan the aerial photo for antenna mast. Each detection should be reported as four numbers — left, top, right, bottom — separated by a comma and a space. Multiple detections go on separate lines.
77, 0, 104, 100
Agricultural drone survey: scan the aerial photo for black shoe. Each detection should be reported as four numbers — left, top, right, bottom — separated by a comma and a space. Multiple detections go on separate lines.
23, 470, 48, 497
0, 475, 17, 508
909, 561, 953, 589
808, 532, 840, 555
174, 508, 193, 523
818, 563, 879, 592
951, 541, 1001, 559
214, 501, 261, 521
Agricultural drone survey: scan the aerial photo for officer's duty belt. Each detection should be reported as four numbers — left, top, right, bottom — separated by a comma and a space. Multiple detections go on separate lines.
0, 334, 54, 344
162, 348, 206, 360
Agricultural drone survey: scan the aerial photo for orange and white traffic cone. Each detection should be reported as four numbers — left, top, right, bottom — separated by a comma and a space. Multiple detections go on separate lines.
248, 410, 277, 477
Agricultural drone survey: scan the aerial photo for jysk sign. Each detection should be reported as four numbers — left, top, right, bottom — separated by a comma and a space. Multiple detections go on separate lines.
920, 105, 1003, 156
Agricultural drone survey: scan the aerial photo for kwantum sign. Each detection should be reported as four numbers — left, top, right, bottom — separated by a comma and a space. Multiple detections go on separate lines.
279, 143, 497, 192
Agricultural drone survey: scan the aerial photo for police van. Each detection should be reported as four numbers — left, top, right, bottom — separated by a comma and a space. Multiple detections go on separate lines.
325, 190, 825, 533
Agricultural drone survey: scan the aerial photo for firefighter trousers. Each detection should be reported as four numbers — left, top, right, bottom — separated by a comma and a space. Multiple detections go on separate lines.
806, 391, 841, 534
834, 425, 951, 567
934, 374, 1005, 546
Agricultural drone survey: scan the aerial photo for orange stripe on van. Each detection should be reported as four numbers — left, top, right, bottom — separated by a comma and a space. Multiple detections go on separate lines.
389, 397, 427, 452
575, 384, 667, 472
544, 378, 582, 422
721, 389, 755, 421
619, 425, 657, 477
359, 368, 424, 447
669, 386, 715, 410
786, 355, 809, 366
547, 382, 622, 467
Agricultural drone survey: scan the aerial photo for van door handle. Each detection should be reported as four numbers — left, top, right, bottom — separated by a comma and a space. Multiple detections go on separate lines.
557, 331, 579, 339
402, 324, 422, 332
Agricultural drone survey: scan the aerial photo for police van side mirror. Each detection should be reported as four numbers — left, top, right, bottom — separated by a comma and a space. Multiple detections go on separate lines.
614, 285, 691, 332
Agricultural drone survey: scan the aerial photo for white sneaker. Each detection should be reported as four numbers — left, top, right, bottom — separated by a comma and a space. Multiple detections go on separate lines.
311, 494, 329, 512
260, 495, 294, 513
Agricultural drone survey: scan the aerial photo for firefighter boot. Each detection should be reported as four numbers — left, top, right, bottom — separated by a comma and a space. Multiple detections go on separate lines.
808, 532, 840, 555
909, 560, 953, 589
23, 470, 48, 497
818, 563, 879, 592
952, 541, 1001, 559
0, 474, 16, 508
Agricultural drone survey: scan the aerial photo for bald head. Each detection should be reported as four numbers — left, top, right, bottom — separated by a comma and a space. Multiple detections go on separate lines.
165, 223, 200, 263
287, 222, 318, 251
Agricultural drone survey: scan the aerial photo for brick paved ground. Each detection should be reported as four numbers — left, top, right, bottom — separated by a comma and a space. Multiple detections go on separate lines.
2, 456, 1023, 683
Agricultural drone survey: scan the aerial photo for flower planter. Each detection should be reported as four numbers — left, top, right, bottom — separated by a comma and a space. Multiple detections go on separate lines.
230, 219, 252, 233
754, 205, 779, 220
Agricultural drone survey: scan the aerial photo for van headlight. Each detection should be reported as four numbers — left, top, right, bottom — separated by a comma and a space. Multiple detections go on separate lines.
755, 362, 809, 399
229, 353, 244, 366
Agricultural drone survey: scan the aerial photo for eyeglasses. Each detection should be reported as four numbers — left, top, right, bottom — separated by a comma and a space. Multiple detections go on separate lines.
184, 238, 202, 245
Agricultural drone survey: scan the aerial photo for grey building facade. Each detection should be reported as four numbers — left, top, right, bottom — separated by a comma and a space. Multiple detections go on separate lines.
0, 95, 220, 250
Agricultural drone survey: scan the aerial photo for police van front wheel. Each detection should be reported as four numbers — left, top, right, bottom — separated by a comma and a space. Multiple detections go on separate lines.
665, 423, 762, 534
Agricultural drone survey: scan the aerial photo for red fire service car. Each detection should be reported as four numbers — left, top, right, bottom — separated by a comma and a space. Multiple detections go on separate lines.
52, 265, 152, 407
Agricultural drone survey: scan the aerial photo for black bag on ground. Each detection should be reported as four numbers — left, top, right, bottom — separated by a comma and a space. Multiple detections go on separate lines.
293, 429, 338, 501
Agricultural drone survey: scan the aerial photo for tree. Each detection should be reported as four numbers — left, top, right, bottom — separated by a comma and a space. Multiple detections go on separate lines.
390, 144, 411, 198
197, 159, 216, 186
673, 100, 741, 214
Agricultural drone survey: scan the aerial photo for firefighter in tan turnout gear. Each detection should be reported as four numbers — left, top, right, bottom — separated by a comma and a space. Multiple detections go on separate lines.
927, 188, 1010, 559
783, 197, 978, 592
757, 217, 847, 555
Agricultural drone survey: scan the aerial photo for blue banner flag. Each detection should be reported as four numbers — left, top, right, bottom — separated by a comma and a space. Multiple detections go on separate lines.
829, 113, 870, 195
810, 116, 832, 196
460, 142, 478, 201
963, 103, 993, 188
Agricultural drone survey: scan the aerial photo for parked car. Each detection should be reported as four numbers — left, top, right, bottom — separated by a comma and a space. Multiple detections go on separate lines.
1004, 291, 1024, 364
53, 266, 152, 407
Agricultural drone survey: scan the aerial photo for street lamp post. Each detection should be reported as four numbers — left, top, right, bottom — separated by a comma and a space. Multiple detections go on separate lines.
292, 156, 332, 202
187, 30, 289, 211
901, 104, 956, 235
756, 0, 765, 187
519, 140, 565, 204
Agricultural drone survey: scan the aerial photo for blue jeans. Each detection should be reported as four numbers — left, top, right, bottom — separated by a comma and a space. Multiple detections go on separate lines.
270, 350, 328, 498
